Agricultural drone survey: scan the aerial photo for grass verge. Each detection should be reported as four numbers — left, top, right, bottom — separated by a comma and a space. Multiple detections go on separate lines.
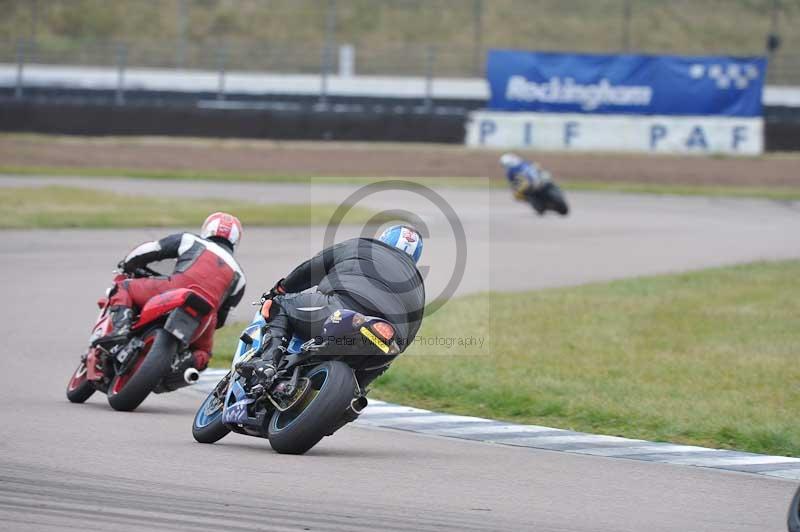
3, 165, 800, 200
211, 260, 800, 457
0, 165, 492, 189
0, 185, 401, 229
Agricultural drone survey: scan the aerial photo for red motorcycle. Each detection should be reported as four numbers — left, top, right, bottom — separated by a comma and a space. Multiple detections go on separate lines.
66, 267, 215, 411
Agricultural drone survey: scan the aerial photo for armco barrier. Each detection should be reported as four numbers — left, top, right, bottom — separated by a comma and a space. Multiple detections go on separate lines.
0, 101, 466, 143
0, 99, 798, 151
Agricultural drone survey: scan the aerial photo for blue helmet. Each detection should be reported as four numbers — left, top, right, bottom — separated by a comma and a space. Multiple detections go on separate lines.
378, 225, 423, 263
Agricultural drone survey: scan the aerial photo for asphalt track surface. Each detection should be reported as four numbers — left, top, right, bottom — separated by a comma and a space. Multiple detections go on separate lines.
1, 176, 799, 531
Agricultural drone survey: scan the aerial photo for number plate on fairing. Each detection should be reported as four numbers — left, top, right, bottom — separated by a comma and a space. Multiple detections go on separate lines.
222, 380, 254, 425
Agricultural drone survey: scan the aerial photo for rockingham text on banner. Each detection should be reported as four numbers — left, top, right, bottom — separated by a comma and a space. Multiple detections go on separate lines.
468, 50, 767, 155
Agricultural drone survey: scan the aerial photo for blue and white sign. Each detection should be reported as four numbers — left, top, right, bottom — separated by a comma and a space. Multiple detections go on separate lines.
487, 50, 766, 117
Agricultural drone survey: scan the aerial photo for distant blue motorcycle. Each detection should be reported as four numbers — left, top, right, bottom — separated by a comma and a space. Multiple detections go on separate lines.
500, 153, 569, 216
192, 308, 400, 454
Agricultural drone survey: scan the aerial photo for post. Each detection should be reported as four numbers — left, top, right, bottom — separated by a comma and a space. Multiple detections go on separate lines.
766, 0, 782, 82
770, 0, 780, 36
338, 44, 355, 77
217, 44, 227, 101
424, 46, 435, 111
177, 0, 188, 67
115, 43, 127, 106
319, 44, 331, 108
621, 0, 632, 51
319, 0, 337, 108
30, 0, 38, 54
472, 0, 483, 76
15, 39, 25, 100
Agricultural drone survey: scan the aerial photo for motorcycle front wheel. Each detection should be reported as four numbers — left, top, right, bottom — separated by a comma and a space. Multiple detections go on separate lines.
66, 359, 95, 403
267, 360, 356, 455
789, 485, 800, 532
192, 376, 232, 444
544, 184, 570, 216
107, 328, 175, 412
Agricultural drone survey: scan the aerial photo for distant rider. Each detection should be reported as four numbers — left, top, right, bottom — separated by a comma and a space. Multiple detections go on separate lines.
241, 224, 426, 385
103, 212, 246, 371
500, 153, 553, 213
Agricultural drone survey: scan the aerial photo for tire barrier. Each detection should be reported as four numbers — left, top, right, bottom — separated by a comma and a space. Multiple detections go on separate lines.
1, 96, 798, 150
0, 98, 468, 144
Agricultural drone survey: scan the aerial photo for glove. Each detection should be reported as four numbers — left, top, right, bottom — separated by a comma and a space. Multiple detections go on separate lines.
271, 278, 287, 297
260, 278, 286, 305
117, 259, 132, 273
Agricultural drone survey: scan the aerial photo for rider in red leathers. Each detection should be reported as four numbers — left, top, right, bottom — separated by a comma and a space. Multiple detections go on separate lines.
104, 212, 246, 371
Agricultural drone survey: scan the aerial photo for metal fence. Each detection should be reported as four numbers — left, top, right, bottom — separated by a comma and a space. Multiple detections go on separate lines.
2, 0, 799, 84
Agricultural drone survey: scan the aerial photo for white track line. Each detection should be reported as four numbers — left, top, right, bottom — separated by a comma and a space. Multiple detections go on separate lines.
187, 375, 798, 480
572, 445, 726, 457
352, 404, 799, 479
428, 424, 562, 436
665, 456, 800, 467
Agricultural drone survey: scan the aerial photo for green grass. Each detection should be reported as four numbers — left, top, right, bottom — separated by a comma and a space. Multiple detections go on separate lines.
0, 185, 403, 229
211, 260, 800, 457
4, 165, 800, 200
2, 1, 798, 80
0, 165, 492, 189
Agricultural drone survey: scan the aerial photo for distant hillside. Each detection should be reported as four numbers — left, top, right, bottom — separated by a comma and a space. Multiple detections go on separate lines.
1, 0, 798, 81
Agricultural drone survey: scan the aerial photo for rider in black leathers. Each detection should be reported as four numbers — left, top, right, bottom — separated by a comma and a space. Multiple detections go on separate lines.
242, 225, 425, 380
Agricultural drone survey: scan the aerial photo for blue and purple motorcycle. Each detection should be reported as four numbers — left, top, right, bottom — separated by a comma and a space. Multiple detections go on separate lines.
191, 307, 399, 454
500, 153, 570, 216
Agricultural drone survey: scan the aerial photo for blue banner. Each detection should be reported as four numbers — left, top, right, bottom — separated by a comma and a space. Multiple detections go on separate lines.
487, 50, 766, 117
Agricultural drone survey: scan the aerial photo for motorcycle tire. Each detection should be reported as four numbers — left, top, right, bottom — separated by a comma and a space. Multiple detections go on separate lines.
545, 184, 570, 216
108, 328, 175, 412
267, 360, 356, 455
789, 485, 800, 532
66, 360, 96, 403
527, 193, 547, 215
192, 378, 232, 444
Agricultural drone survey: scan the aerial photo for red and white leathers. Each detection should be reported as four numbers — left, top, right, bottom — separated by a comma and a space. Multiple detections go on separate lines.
110, 233, 246, 369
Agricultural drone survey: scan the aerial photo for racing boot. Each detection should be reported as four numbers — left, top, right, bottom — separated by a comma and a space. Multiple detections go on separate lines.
95, 305, 133, 344
235, 334, 285, 382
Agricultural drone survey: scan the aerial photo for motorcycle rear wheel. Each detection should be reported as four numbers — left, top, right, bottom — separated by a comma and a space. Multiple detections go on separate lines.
192, 377, 232, 444
267, 360, 356, 455
545, 184, 570, 216
789, 485, 800, 532
66, 359, 95, 403
108, 328, 175, 412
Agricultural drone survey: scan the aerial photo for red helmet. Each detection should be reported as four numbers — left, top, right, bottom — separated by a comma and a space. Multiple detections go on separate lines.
201, 212, 243, 249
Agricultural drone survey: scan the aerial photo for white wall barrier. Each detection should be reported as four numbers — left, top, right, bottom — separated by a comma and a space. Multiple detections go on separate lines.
465, 111, 763, 155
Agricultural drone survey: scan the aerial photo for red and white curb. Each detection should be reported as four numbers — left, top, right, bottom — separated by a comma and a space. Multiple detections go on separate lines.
194, 369, 799, 480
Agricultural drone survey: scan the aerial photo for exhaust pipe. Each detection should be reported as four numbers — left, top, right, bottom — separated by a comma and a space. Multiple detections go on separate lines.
350, 396, 368, 415
183, 367, 200, 384
327, 396, 369, 436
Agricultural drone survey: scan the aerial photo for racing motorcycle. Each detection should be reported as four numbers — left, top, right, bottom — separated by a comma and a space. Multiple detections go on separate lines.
500, 153, 570, 216
790, 485, 800, 532
66, 267, 215, 411
526, 181, 569, 216
192, 306, 399, 454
